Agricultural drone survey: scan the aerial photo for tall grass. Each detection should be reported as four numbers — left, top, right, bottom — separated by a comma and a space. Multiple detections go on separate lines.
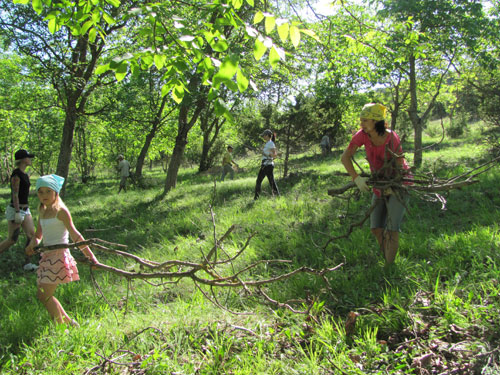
0, 122, 499, 373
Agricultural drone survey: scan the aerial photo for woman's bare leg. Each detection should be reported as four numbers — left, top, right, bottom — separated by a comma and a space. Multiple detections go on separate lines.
0, 221, 21, 253
383, 230, 399, 264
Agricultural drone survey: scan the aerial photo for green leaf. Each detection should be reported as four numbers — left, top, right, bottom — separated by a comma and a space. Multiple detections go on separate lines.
172, 84, 184, 104
81, 20, 94, 35
102, 12, 116, 25
173, 60, 189, 72
223, 109, 234, 123
141, 55, 154, 67
88, 28, 97, 43
207, 88, 218, 101
48, 18, 58, 34
43, 11, 58, 20
95, 63, 110, 75
253, 11, 264, 24
253, 38, 267, 61
268, 46, 280, 68
154, 54, 167, 70
233, 0, 243, 10
245, 0, 254, 6
277, 22, 289, 43
211, 39, 229, 52
202, 57, 213, 71
265, 16, 276, 34
290, 25, 300, 48
92, 12, 100, 23
216, 56, 238, 80
32, 0, 43, 14
13, 0, 30, 4
130, 62, 140, 77
106, 0, 121, 7
214, 98, 227, 116
115, 62, 128, 82
236, 68, 249, 92
224, 79, 238, 92
300, 28, 320, 42
161, 83, 172, 97
213, 56, 238, 89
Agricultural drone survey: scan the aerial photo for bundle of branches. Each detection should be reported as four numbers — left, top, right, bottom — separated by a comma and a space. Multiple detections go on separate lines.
35, 225, 342, 317
328, 154, 500, 202
323, 153, 499, 249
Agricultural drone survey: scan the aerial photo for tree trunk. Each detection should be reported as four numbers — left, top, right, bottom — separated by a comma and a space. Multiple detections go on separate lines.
162, 92, 206, 195
56, 104, 78, 195
162, 75, 206, 196
199, 137, 212, 172
163, 131, 188, 193
135, 124, 157, 182
199, 117, 223, 172
408, 54, 423, 168
283, 125, 291, 178
135, 94, 171, 181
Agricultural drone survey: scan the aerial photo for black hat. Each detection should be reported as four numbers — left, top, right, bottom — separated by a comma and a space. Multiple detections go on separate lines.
15, 149, 35, 160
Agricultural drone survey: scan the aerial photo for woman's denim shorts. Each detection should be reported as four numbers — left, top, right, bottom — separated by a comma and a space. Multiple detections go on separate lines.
370, 192, 409, 232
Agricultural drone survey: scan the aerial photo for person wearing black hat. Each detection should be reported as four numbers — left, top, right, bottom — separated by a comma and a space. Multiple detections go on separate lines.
0, 149, 38, 270
254, 129, 279, 200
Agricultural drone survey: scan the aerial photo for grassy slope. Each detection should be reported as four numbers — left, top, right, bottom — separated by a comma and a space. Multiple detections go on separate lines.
0, 122, 499, 374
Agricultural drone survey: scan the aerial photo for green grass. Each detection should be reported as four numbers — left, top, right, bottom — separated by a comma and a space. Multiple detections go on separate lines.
0, 122, 499, 373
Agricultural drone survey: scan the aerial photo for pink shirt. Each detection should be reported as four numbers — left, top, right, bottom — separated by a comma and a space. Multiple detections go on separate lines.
348, 129, 410, 195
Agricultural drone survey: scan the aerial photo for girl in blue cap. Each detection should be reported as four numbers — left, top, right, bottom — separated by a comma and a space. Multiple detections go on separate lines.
26, 174, 98, 326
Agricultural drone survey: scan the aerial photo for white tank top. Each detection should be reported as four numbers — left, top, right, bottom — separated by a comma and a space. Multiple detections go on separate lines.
40, 217, 69, 246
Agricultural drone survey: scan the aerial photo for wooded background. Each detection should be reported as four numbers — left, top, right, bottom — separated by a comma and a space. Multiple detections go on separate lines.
1, 0, 498, 190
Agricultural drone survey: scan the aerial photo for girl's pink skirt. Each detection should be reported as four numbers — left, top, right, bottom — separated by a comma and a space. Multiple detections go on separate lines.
37, 249, 80, 285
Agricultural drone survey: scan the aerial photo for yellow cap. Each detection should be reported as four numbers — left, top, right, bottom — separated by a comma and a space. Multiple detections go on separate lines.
360, 103, 386, 121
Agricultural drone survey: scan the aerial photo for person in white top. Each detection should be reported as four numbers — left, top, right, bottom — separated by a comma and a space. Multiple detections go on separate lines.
117, 154, 131, 193
26, 174, 99, 326
254, 129, 279, 200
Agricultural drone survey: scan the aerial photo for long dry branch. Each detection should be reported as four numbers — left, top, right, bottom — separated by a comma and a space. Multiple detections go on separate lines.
35, 234, 342, 314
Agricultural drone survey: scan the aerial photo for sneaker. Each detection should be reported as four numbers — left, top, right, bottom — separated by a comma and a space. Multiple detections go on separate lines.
23, 263, 39, 271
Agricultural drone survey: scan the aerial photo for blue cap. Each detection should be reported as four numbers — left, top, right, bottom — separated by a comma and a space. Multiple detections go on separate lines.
36, 174, 65, 194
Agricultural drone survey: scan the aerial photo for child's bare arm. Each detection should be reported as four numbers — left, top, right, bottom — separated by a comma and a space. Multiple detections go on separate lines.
58, 208, 98, 264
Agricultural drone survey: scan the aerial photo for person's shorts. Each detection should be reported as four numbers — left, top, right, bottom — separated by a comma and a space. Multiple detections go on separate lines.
5, 205, 31, 222
370, 193, 409, 232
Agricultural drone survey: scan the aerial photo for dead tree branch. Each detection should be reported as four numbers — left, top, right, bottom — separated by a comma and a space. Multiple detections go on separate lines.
35, 230, 343, 314
328, 155, 499, 197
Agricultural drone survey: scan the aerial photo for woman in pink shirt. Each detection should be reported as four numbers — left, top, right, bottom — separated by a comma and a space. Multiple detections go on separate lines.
341, 103, 410, 264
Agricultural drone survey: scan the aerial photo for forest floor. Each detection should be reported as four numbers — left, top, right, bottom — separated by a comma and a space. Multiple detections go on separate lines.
1, 121, 499, 374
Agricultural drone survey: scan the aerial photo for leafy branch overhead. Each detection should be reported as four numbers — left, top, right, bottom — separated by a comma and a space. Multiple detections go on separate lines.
16, 0, 319, 112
